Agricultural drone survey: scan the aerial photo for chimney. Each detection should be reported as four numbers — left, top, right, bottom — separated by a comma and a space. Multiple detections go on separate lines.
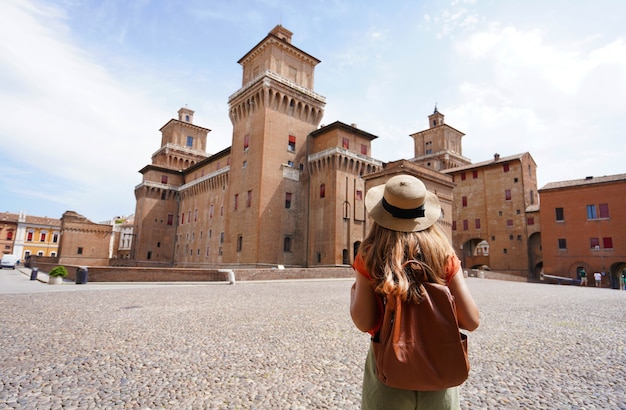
494, 153, 500, 161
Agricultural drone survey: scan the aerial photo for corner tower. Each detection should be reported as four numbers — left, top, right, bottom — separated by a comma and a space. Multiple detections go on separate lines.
410, 106, 471, 171
225, 25, 326, 265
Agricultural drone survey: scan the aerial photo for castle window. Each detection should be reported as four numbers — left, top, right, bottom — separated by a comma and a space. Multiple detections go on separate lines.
161, 175, 168, 184
284, 236, 292, 252
285, 192, 292, 209
603, 237, 613, 249
237, 235, 243, 252
320, 183, 326, 198
187, 136, 193, 147
462, 196, 468, 207
342, 138, 349, 149
288, 135, 296, 152
475, 219, 481, 229
505, 189, 512, 201
507, 219, 513, 227
244, 134, 249, 151
555, 207, 564, 221
210, 205, 214, 219
234, 194, 239, 210
590, 237, 600, 249
527, 217, 534, 225
463, 220, 468, 231
77, 247, 83, 255
167, 214, 173, 225
461, 173, 466, 181
503, 163, 510, 172
473, 170, 478, 179
452, 221, 457, 230
558, 238, 567, 250
6, 231, 13, 240
361, 144, 367, 155
247, 190, 252, 207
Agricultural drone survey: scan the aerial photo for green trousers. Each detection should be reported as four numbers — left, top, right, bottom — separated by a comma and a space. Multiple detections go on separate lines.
361, 345, 460, 410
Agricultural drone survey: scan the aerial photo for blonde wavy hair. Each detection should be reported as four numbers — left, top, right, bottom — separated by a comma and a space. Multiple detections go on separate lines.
358, 221, 455, 304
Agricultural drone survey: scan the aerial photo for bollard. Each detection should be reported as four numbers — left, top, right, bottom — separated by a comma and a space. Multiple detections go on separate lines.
219, 269, 236, 285
76, 266, 88, 284
30, 267, 39, 281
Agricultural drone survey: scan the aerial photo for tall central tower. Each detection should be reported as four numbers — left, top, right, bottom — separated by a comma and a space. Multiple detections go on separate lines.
225, 25, 326, 265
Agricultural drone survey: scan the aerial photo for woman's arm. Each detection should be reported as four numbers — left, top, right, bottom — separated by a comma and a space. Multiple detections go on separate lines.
447, 269, 480, 331
350, 272, 381, 333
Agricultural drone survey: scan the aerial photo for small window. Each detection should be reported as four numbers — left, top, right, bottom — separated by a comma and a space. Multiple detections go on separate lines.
503, 163, 510, 172
6, 231, 13, 240
243, 134, 250, 150
220, 232, 224, 244
462, 196, 468, 207
555, 207, 564, 222
360, 144, 367, 155
527, 217, 534, 225
247, 190, 252, 207
507, 219, 513, 227
463, 220, 468, 231
452, 221, 457, 231
237, 235, 243, 252
342, 137, 349, 149
505, 189, 512, 201
285, 192, 292, 209
187, 136, 193, 147
472, 170, 478, 179
234, 194, 239, 210
461, 173, 466, 181
288, 135, 296, 152
209, 205, 214, 219
167, 214, 174, 225
161, 175, 168, 184
475, 219, 481, 229
587, 205, 597, 219
320, 183, 326, 198
77, 247, 83, 255
599, 203, 609, 218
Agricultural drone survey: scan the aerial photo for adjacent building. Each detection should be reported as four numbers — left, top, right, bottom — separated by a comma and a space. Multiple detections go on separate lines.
409, 109, 541, 278
539, 174, 626, 288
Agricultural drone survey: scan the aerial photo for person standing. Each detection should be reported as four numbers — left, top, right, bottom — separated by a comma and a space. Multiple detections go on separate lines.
593, 271, 602, 287
579, 269, 587, 286
350, 175, 480, 410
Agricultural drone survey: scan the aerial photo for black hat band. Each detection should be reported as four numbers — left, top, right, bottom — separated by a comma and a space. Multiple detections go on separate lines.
382, 197, 425, 219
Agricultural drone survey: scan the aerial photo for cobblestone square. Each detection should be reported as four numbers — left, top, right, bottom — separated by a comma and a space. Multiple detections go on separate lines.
0, 275, 624, 409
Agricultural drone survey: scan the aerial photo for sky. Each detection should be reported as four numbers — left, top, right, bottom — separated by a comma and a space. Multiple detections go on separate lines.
1, 0, 625, 223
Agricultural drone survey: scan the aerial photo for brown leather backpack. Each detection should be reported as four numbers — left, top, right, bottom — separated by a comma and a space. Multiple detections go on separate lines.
372, 279, 469, 391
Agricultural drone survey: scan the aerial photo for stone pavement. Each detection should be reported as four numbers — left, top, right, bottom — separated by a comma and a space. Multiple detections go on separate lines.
0, 268, 624, 409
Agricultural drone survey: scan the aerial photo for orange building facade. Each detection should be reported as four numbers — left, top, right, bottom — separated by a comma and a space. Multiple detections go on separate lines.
539, 174, 626, 288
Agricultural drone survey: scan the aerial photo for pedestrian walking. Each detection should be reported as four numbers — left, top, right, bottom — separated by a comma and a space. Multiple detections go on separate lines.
594, 271, 601, 287
350, 174, 480, 410
580, 269, 587, 286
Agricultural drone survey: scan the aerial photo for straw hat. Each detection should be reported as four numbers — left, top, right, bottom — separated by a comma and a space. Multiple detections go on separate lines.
365, 174, 441, 232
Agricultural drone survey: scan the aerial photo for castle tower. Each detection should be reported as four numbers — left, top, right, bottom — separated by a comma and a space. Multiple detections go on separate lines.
410, 106, 471, 171
225, 25, 326, 265
132, 108, 210, 264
